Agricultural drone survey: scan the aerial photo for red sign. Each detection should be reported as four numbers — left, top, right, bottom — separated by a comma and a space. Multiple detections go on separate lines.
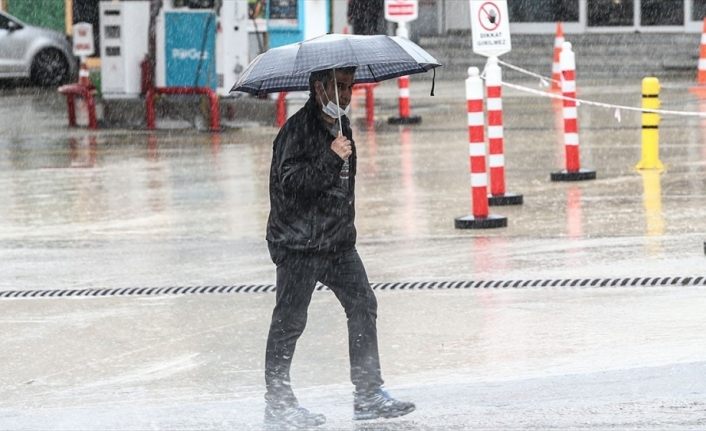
388, 4, 414, 15
384, 0, 418, 23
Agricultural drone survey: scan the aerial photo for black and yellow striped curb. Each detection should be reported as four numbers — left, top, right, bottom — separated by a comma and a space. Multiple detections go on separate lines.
0, 276, 704, 300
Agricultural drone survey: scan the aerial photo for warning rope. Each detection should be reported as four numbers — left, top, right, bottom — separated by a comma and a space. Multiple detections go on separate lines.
496, 58, 560, 86
490, 59, 706, 118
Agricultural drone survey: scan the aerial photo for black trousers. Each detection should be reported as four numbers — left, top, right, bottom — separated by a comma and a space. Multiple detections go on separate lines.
264, 246, 384, 407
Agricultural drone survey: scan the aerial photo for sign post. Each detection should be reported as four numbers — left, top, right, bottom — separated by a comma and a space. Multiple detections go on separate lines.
469, 0, 511, 57
73, 22, 95, 58
468, 1, 522, 207
385, 0, 422, 124
72, 22, 95, 87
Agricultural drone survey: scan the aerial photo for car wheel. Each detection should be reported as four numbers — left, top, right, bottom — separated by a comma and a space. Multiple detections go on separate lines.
30, 48, 70, 87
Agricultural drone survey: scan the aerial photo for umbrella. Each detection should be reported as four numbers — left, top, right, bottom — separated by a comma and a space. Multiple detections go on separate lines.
230, 33, 441, 183
230, 33, 441, 95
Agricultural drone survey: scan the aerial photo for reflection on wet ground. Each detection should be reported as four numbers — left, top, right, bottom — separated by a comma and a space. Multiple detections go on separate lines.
4, 79, 704, 287
0, 79, 705, 429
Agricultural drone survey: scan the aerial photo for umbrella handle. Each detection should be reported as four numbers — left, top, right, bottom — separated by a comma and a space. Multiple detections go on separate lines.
333, 69, 343, 136
334, 70, 349, 183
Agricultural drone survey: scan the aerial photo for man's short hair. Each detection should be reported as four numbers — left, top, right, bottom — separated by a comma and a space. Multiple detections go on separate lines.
309, 67, 357, 99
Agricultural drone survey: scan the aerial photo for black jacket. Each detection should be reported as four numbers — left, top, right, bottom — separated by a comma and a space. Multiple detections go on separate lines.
266, 98, 357, 258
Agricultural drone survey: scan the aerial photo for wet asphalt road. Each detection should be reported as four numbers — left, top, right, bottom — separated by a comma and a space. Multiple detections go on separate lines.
0, 75, 705, 430
1, 79, 705, 289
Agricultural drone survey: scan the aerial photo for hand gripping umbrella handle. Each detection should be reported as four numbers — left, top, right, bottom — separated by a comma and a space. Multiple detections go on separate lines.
333, 69, 349, 184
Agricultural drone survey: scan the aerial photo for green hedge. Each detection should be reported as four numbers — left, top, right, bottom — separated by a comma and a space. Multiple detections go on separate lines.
7, 0, 65, 33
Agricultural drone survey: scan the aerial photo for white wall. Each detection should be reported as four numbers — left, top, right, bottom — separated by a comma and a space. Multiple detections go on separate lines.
445, 0, 470, 31
304, 0, 329, 40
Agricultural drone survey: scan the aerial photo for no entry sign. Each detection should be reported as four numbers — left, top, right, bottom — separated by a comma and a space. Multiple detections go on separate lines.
384, 0, 418, 23
470, 0, 511, 57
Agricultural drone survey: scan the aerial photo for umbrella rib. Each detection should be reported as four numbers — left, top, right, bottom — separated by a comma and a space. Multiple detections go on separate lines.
367, 63, 377, 82
346, 39, 360, 71
350, 38, 362, 71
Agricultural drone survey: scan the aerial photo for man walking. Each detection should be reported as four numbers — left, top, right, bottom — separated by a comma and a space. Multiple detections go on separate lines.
264, 67, 415, 428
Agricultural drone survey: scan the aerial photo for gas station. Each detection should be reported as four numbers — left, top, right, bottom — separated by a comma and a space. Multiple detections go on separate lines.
99, 0, 250, 98
97, 0, 331, 97
87, 0, 335, 128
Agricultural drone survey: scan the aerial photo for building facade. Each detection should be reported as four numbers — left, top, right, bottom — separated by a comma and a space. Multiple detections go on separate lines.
5, 1, 705, 42
416, 0, 706, 35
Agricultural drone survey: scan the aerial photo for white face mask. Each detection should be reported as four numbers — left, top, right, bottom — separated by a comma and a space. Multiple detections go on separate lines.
319, 86, 350, 119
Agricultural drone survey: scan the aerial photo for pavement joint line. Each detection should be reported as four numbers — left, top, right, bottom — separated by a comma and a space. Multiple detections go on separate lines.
1, 276, 705, 300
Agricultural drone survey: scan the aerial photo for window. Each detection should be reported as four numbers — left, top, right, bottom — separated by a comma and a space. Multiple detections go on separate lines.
270, 0, 298, 20
588, 0, 634, 26
693, 0, 706, 21
641, 0, 683, 26
508, 0, 579, 23
172, 0, 215, 8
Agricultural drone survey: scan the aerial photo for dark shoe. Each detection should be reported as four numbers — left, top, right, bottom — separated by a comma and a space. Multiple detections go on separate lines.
264, 405, 326, 429
353, 388, 415, 420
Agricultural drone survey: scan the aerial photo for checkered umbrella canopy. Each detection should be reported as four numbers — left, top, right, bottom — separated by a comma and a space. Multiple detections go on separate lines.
230, 33, 441, 95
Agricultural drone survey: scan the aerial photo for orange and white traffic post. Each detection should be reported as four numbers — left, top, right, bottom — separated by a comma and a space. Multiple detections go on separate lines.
275, 92, 287, 127
484, 56, 523, 206
551, 22, 564, 91
390, 75, 415, 122
387, 20, 422, 125
384, 1, 422, 124
455, 67, 507, 229
78, 58, 91, 87
551, 42, 596, 181
689, 19, 706, 95
698, 18, 706, 85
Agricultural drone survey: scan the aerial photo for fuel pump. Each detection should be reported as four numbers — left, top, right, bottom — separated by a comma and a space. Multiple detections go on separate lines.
155, 0, 249, 95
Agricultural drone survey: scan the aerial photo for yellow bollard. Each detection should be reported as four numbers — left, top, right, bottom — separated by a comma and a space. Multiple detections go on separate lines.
636, 77, 664, 170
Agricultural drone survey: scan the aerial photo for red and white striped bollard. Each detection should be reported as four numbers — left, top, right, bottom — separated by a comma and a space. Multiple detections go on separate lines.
275, 92, 287, 127
551, 22, 564, 91
388, 22, 421, 125
78, 56, 91, 87
690, 19, 706, 95
551, 42, 596, 181
455, 67, 507, 229
398, 75, 411, 118
365, 84, 375, 126
485, 56, 522, 206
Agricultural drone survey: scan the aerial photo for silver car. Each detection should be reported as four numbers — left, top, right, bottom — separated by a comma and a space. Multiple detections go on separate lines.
0, 10, 77, 86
